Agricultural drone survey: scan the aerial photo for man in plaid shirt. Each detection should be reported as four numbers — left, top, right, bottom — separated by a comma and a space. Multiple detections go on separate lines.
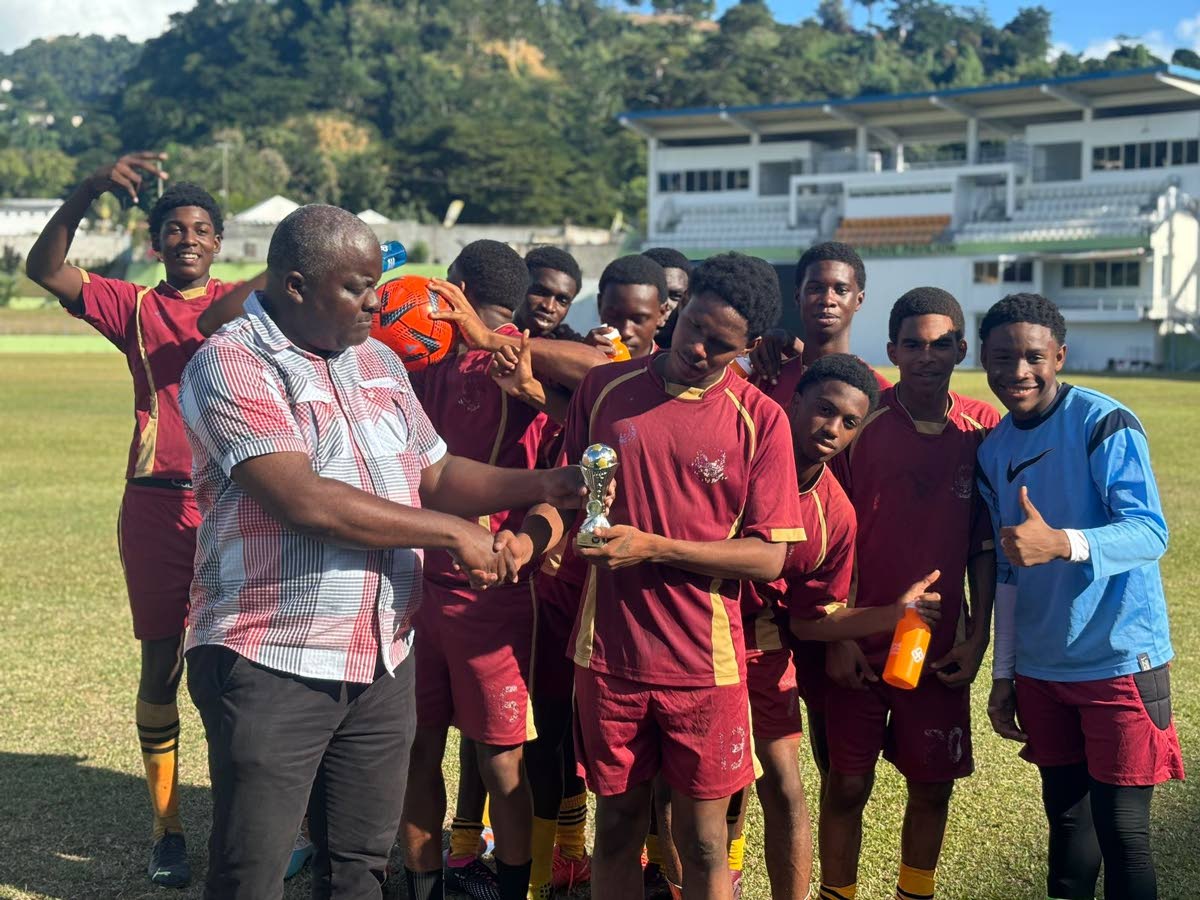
179, 204, 585, 900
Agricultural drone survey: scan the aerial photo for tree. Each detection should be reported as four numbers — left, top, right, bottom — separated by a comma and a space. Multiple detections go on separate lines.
817, 0, 852, 34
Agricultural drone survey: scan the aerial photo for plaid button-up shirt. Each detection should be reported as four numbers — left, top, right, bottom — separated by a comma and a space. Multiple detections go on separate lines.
179, 294, 446, 683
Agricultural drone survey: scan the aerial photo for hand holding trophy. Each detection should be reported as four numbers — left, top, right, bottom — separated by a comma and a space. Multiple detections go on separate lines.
576, 443, 619, 548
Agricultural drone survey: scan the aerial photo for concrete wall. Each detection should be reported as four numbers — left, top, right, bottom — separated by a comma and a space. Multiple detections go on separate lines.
2, 231, 131, 268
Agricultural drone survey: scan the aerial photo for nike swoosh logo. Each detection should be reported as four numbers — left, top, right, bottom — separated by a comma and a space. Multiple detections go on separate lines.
1006, 448, 1051, 483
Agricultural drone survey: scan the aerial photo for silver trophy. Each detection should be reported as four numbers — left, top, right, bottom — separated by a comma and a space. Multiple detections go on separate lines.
576, 443, 619, 548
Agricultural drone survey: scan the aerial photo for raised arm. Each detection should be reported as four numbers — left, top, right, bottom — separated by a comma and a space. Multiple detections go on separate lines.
198, 272, 269, 336
27, 152, 166, 313
430, 279, 609, 389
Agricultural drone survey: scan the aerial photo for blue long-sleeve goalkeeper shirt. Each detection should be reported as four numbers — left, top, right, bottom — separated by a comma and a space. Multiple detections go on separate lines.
977, 384, 1173, 682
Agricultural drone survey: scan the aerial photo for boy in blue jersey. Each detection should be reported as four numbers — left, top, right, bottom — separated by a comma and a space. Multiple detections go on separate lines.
976, 294, 1183, 900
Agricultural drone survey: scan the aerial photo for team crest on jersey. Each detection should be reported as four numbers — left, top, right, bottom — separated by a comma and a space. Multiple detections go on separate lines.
456, 373, 487, 413
615, 420, 638, 446
690, 448, 727, 484
953, 464, 974, 500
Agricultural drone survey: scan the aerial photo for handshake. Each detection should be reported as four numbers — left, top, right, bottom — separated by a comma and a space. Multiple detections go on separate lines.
447, 464, 618, 590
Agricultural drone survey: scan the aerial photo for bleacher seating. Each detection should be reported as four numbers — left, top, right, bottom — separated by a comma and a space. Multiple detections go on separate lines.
655, 200, 815, 249
957, 180, 1166, 244
834, 215, 952, 248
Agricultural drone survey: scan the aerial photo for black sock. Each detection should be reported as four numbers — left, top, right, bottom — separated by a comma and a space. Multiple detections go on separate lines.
405, 866, 443, 900
495, 858, 532, 900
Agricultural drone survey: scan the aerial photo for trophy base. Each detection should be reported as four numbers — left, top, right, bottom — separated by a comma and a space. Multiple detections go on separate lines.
576, 531, 607, 548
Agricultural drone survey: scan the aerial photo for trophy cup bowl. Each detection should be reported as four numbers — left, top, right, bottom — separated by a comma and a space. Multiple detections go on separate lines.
576, 443, 619, 548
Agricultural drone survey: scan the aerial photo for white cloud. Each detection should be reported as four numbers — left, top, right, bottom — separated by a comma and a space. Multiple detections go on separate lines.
1176, 13, 1200, 54
0, 0, 195, 54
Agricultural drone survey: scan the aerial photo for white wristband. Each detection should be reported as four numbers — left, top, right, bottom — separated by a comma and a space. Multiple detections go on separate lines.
1063, 528, 1091, 563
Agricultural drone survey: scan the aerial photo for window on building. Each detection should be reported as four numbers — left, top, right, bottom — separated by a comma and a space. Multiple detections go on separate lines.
1063, 260, 1140, 289
1032, 142, 1082, 182
1093, 139, 1199, 171
658, 168, 751, 194
975, 260, 1032, 284
759, 160, 805, 196
973, 261, 999, 284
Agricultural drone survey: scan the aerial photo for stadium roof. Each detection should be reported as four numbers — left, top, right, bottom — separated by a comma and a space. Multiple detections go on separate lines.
230, 194, 300, 226
619, 65, 1200, 144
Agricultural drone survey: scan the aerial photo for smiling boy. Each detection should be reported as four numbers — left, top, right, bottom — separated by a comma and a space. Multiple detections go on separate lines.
976, 293, 1182, 900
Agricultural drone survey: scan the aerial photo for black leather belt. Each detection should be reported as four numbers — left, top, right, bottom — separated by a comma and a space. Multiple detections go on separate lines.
129, 476, 194, 490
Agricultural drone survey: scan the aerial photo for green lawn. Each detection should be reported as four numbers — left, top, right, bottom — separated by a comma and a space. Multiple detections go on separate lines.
0, 355, 1195, 899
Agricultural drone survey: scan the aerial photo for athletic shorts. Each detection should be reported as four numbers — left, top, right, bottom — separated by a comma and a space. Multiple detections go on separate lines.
825, 675, 974, 782
532, 570, 583, 705
414, 579, 536, 746
1015, 667, 1185, 786
746, 648, 803, 742
118, 482, 200, 641
791, 639, 828, 713
573, 667, 754, 800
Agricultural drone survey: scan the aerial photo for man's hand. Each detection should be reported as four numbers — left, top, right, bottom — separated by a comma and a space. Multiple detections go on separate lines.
429, 278, 499, 351
540, 465, 588, 509
489, 330, 540, 398
492, 529, 535, 583
1000, 486, 1070, 567
826, 639, 877, 691
987, 678, 1028, 742
931, 637, 987, 687
86, 152, 168, 204
749, 328, 802, 385
449, 522, 503, 590
577, 525, 658, 570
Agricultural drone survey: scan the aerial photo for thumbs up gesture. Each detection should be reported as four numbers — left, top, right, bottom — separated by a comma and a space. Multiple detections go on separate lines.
999, 486, 1071, 567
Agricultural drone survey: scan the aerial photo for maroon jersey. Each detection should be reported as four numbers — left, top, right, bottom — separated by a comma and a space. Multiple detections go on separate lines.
413, 323, 553, 587
837, 388, 999, 668
560, 353, 805, 688
743, 464, 857, 654
72, 270, 239, 481
752, 355, 892, 411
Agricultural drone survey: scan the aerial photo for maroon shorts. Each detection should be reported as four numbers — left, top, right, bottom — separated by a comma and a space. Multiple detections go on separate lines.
746, 649, 803, 742
825, 676, 974, 782
1015, 668, 1185, 786
573, 667, 754, 800
791, 639, 828, 714
118, 483, 200, 641
532, 570, 583, 705
414, 579, 536, 746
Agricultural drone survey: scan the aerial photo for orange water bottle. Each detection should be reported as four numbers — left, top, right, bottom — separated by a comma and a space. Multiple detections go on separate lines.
882, 603, 931, 689
729, 355, 752, 379
602, 327, 632, 362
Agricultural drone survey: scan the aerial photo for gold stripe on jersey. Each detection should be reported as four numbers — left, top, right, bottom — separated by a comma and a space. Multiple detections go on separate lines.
709, 512, 745, 686
755, 609, 784, 652
812, 489, 829, 569
722, 388, 757, 460
75, 266, 91, 284
573, 566, 599, 668
178, 284, 209, 301
524, 580, 539, 741
132, 285, 159, 477
588, 368, 647, 438
769, 527, 807, 542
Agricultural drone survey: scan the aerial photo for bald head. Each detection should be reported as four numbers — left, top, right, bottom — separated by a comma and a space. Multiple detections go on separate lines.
267, 204, 378, 284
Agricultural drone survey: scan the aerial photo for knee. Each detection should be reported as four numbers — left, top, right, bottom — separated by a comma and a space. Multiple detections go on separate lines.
825, 773, 873, 812
477, 743, 525, 787
907, 779, 954, 813
677, 829, 727, 872
757, 759, 806, 814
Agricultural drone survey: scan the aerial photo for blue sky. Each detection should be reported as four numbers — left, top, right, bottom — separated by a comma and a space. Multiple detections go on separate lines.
715, 1, 1200, 60
0, 0, 1198, 59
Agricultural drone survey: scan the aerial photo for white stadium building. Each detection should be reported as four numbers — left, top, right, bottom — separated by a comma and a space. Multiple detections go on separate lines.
620, 65, 1200, 371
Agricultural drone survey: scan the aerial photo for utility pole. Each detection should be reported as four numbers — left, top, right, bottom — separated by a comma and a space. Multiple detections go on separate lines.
216, 140, 232, 208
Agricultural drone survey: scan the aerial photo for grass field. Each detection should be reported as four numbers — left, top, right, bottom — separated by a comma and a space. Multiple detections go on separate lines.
0, 350, 1195, 900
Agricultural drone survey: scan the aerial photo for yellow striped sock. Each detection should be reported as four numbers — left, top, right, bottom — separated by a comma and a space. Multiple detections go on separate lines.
819, 883, 857, 900
530, 816, 558, 893
896, 863, 936, 900
136, 699, 182, 841
449, 817, 484, 859
727, 834, 745, 872
555, 792, 588, 860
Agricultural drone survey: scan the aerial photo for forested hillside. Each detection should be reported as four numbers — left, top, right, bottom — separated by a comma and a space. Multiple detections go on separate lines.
1, 0, 1195, 226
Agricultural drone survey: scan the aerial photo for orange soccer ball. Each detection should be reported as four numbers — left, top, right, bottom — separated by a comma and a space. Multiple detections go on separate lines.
370, 275, 455, 372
